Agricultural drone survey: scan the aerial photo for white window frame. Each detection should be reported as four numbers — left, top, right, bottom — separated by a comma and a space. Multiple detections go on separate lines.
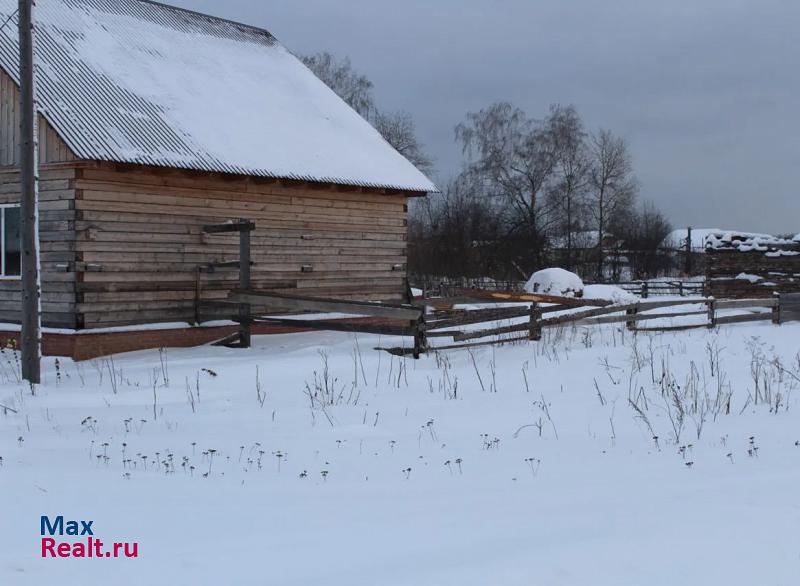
0, 203, 21, 280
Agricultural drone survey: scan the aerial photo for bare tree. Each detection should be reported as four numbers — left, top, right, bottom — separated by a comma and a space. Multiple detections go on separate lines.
301, 52, 375, 117
587, 129, 637, 280
408, 174, 503, 279
372, 110, 434, 174
617, 202, 673, 279
455, 103, 558, 270
545, 105, 590, 270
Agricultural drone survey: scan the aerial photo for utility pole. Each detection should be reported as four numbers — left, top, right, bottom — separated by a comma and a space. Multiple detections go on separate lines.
19, 0, 41, 384
685, 226, 693, 276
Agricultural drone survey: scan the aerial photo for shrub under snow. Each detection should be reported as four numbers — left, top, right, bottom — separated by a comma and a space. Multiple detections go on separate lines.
524, 268, 584, 297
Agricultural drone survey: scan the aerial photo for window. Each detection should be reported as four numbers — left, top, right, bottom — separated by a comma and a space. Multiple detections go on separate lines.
1, 205, 20, 278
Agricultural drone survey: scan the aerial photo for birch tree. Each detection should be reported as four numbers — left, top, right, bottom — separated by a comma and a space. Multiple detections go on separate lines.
455, 102, 558, 268
545, 105, 590, 270
587, 129, 637, 279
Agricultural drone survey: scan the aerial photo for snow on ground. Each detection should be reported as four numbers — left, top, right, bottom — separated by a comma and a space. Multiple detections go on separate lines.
583, 284, 637, 304
2, 318, 800, 585
524, 268, 584, 297
736, 272, 764, 283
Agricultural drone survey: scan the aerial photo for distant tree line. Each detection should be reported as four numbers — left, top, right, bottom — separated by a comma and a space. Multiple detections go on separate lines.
303, 53, 675, 282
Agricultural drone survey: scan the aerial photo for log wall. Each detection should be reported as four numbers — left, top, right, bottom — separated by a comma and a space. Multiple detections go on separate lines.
0, 165, 78, 328
706, 250, 800, 298
0, 70, 79, 328
73, 164, 412, 328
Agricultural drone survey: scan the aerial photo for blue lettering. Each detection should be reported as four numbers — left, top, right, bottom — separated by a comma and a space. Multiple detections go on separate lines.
40, 516, 63, 536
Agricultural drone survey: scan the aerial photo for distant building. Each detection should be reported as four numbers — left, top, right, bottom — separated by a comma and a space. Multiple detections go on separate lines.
705, 231, 800, 298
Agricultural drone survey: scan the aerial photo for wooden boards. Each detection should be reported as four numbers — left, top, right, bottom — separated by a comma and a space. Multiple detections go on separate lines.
229, 290, 422, 321
0, 159, 414, 329
70, 165, 410, 327
0, 69, 76, 166
0, 167, 78, 328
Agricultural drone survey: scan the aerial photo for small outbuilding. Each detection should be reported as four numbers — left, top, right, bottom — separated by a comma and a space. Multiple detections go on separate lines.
705, 231, 800, 298
0, 0, 434, 357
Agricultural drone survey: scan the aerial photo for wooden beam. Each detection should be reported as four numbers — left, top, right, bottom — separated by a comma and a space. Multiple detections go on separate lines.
19, 0, 41, 384
202, 220, 255, 234
228, 289, 423, 320
715, 313, 773, 325
577, 310, 709, 326
253, 317, 413, 337
238, 219, 252, 348
453, 288, 610, 307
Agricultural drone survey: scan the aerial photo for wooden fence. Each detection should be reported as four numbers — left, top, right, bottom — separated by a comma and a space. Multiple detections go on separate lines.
615, 280, 705, 298
417, 279, 705, 299
212, 287, 800, 358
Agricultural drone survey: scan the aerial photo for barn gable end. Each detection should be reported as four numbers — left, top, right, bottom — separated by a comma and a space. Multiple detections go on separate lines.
0, 68, 76, 166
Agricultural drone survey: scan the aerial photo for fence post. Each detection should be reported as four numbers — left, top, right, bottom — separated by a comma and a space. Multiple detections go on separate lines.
626, 306, 638, 331
642, 282, 649, 299
528, 303, 542, 341
194, 267, 202, 326
772, 293, 782, 325
685, 226, 693, 275
239, 219, 252, 348
412, 312, 427, 359
707, 299, 717, 329
678, 282, 684, 297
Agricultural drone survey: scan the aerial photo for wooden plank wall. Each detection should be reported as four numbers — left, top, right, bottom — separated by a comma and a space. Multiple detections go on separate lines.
706, 250, 800, 298
0, 69, 77, 166
0, 166, 77, 328
73, 165, 411, 328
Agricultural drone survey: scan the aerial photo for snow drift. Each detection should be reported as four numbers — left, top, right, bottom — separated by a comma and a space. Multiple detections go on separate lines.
524, 268, 584, 297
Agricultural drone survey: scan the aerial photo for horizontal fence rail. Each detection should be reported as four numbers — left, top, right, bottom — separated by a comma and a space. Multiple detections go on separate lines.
189, 285, 795, 357
382, 289, 793, 355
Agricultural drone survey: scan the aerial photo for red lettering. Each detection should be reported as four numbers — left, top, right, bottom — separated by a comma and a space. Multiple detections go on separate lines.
93, 538, 104, 558
41, 538, 56, 557
124, 543, 138, 558
57, 543, 71, 557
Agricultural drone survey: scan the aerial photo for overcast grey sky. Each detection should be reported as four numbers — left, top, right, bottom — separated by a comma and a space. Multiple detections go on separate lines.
174, 0, 799, 234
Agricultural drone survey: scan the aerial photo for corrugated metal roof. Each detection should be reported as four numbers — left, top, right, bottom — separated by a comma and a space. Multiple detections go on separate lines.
0, 0, 437, 193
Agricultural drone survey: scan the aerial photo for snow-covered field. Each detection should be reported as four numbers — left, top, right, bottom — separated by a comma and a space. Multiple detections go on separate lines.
2, 319, 800, 585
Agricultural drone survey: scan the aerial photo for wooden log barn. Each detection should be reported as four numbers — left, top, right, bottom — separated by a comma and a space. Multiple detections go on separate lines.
704, 231, 800, 299
0, 0, 435, 359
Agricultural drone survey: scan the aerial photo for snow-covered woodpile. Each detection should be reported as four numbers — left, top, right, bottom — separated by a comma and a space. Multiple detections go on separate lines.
0, 0, 434, 331
705, 231, 800, 298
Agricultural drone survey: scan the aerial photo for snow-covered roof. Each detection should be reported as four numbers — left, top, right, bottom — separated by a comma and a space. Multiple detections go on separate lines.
665, 228, 721, 250
705, 230, 798, 253
0, 0, 436, 193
